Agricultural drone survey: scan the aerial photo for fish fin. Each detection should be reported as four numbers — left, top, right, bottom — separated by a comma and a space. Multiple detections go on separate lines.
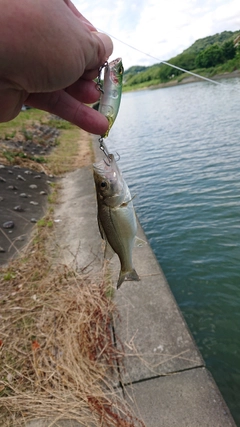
97, 216, 115, 259
104, 241, 115, 260
97, 216, 104, 240
98, 216, 107, 242
134, 236, 147, 247
117, 269, 140, 289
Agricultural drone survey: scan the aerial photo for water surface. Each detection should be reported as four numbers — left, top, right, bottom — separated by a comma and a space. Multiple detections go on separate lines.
105, 78, 240, 425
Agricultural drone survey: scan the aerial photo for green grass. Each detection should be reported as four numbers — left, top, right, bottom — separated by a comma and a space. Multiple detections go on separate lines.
123, 79, 161, 92
4, 130, 16, 140
47, 126, 81, 174
3, 271, 16, 281
2, 150, 46, 164
0, 109, 48, 137
47, 118, 73, 129
37, 218, 53, 228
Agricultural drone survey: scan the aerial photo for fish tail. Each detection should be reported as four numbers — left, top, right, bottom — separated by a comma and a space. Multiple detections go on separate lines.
117, 269, 140, 289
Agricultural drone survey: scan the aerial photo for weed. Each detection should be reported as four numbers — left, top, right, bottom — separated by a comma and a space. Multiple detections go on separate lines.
32, 155, 46, 163
37, 219, 47, 227
47, 192, 57, 204
3, 271, 16, 280
21, 127, 33, 141
1, 149, 46, 166
55, 138, 60, 145
47, 119, 73, 129
105, 284, 115, 299
48, 182, 56, 188
4, 130, 16, 140
2, 150, 14, 163
33, 236, 40, 245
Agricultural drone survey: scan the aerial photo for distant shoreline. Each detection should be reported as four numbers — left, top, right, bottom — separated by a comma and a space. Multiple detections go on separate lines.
126, 69, 240, 92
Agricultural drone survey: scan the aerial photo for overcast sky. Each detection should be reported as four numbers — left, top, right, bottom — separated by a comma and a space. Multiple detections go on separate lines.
73, 0, 240, 70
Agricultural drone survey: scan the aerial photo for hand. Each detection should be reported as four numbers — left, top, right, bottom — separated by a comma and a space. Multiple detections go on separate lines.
0, 0, 113, 135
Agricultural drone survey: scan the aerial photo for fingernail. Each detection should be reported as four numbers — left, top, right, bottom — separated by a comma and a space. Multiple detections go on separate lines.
93, 31, 113, 58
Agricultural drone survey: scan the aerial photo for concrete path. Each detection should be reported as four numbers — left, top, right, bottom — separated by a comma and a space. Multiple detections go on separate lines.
45, 161, 236, 427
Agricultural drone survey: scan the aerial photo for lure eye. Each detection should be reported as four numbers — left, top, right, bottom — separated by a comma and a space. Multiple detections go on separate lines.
101, 181, 107, 188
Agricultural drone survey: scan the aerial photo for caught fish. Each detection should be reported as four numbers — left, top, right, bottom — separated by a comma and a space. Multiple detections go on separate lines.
98, 58, 124, 138
93, 154, 139, 289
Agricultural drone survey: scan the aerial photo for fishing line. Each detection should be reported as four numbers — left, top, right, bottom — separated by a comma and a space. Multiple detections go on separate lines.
97, 28, 237, 88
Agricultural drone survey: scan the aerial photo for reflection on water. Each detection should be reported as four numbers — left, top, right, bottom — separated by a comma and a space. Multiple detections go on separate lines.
105, 78, 240, 425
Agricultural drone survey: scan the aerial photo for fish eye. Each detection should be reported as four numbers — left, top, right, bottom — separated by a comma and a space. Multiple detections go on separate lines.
100, 181, 107, 188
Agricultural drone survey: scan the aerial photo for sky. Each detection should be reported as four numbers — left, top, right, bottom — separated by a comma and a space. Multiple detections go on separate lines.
72, 0, 240, 70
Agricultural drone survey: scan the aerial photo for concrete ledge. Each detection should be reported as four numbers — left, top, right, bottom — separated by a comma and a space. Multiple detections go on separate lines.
51, 167, 103, 273
124, 367, 235, 427
109, 223, 203, 384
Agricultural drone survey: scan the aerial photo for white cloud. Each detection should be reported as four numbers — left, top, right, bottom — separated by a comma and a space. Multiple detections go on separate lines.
72, 0, 240, 69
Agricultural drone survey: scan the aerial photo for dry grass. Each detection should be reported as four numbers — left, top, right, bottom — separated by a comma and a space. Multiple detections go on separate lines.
0, 110, 145, 427
0, 219, 145, 427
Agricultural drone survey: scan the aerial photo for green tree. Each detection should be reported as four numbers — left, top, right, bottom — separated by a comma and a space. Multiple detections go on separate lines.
171, 52, 196, 70
195, 44, 224, 68
222, 40, 236, 60
195, 50, 206, 68
159, 64, 174, 81
184, 30, 239, 55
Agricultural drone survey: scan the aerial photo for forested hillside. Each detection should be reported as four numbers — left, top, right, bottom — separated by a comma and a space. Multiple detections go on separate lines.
124, 30, 240, 90
183, 30, 239, 54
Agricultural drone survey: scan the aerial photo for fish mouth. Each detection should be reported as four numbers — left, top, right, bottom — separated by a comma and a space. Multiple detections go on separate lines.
92, 161, 105, 174
93, 164, 119, 185
92, 160, 110, 177
93, 154, 116, 176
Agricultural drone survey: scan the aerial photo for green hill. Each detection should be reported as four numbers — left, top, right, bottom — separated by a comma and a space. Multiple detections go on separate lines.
183, 30, 240, 54
123, 30, 240, 90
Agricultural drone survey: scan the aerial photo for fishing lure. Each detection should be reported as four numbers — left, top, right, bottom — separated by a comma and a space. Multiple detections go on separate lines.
96, 57, 124, 141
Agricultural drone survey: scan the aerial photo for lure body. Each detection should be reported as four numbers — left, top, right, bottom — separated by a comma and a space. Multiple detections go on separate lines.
99, 58, 124, 138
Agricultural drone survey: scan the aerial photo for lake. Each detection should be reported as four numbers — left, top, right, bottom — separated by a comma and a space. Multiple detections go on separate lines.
105, 78, 240, 425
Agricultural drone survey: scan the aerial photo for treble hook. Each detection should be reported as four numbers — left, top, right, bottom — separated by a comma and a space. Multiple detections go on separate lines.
115, 152, 120, 162
96, 61, 108, 93
98, 137, 112, 165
